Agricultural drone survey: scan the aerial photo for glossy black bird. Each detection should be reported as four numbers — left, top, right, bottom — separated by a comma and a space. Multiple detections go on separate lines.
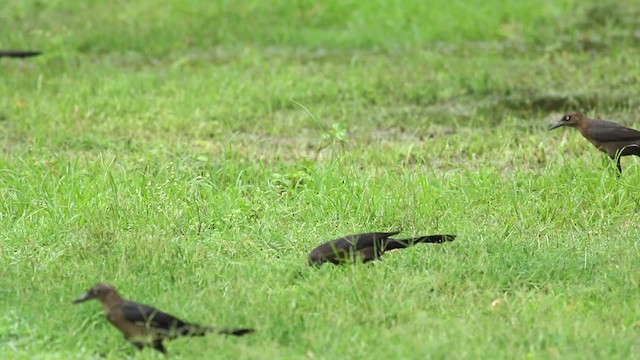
0, 50, 42, 58
549, 112, 640, 172
308, 231, 456, 266
73, 284, 254, 354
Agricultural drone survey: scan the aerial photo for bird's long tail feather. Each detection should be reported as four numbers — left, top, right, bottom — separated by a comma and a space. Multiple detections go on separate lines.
183, 325, 255, 337
385, 234, 456, 250
0, 50, 42, 58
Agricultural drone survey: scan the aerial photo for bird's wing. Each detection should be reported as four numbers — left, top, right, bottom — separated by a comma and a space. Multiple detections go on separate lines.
309, 231, 402, 265
121, 301, 187, 331
347, 231, 401, 249
588, 121, 640, 142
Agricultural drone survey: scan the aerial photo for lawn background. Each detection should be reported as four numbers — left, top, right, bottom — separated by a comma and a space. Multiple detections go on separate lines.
1, 0, 640, 359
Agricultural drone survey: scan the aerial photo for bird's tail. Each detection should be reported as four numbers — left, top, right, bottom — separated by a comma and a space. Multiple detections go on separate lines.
385, 234, 456, 250
213, 327, 255, 336
183, 325, 255, 337
0, 50, 42, 58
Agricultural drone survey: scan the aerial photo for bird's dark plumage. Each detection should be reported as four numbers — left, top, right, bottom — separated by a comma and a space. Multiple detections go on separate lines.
0, 50, 42, 58
548, 112, 640, 172
308, 231, 456, 266
73, 284, 254, 354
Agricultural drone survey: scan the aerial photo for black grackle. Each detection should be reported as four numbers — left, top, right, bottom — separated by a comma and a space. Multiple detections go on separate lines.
308, 231, 456, 266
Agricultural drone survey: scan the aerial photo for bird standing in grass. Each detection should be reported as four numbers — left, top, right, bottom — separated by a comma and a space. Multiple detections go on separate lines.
73, 284, 254, 354
548, 112, 640, 173
308, 231, 456, 266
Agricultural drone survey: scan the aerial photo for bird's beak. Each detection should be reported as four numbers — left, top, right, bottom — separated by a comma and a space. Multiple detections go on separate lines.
72, 291, 95, 304
548, 120, 567, 130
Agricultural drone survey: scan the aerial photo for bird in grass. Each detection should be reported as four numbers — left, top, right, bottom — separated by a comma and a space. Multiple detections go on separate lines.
548, 112, 640, 172
73, 284, 254, 354
308, 231, 456, 266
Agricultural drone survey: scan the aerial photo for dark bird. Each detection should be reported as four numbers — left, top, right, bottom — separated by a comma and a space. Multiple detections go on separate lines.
0, 50, 42, 58
308, 231, 456, 266
73, 284, 254, 354
548, 112, 640, 172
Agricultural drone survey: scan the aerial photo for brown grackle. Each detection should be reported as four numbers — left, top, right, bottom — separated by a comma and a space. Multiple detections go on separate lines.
0, 50, 42, 58
549, 112, 640, 172
308, 231, 456, 266
73, 284, 254, 354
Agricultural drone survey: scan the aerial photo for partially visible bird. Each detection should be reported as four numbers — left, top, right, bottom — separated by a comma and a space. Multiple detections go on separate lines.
308, 231, 456, 266
548, 112, 640, 172
73, 284, 254, 354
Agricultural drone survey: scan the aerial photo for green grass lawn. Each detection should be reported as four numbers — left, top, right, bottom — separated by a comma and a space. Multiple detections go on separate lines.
2, 0, 640, 359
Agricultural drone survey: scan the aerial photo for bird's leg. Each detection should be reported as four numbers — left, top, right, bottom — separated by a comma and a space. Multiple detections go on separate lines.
130, 341, 145, 351
151, 339, 167, 354
611, 151, 623, 174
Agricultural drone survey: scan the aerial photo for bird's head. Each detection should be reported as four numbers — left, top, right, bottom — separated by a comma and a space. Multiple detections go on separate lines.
72, 283, 118, 304
548, 112, 586, 130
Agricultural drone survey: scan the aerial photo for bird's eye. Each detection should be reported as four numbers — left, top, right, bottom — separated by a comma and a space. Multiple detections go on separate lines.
564, 116, 570, 121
